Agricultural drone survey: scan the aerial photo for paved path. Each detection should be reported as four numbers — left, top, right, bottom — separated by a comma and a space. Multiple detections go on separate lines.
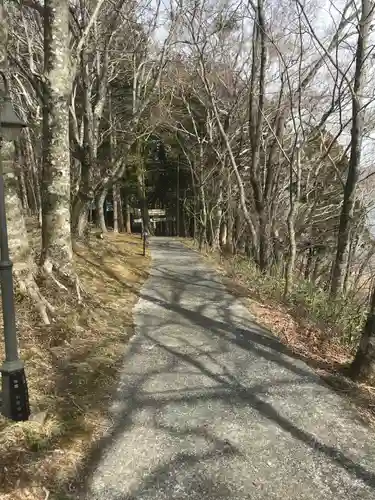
87, 239, 375, 500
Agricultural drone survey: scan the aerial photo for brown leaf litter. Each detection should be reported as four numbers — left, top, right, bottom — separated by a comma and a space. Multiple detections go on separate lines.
0, 232, 150, 500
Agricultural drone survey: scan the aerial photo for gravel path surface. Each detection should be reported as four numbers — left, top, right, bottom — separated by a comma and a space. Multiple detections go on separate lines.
86, 238, 375, 500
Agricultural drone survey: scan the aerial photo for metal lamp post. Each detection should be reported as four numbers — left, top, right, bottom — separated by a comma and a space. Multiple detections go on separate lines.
0, 73, 30, 421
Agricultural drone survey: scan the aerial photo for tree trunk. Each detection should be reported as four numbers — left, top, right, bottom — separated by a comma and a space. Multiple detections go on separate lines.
21, 131, 40, 218
2, 141, 53, 324
271, 227, 283, 273
284, 150, 301, 297
207, 208, 214, 248
17, 165, 29, 214
118, 193, 124, 232
71, 156, 94, 238
113, 183, 119, 233
182, 193, 188, 237
76, 208, 89, 238
330, 0, 373, 297
258, 214, 269, 271
27, 131, 42, 224
225, 201, 234, 254
248, 0, 267, 269
71, 29, 97, 237
137, 169, 149, 234
124, 193, 131, 233
220, 221, 227, 248
312, 256, 322, 285
350, 282, 375, 381
198, 182, 207, 251
343, 229, 360, 295
233, 210, 243, 255
96, 189, 107, 233
190, 170, 198, 241
212, 180, 223, 250
40, 0, 80, 296
14, 143, 29, 213
304, 248, 314, 281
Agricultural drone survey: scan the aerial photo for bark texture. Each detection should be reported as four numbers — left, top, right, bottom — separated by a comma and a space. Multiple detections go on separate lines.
284, 150, 301, 297
3, 142, 53, 323
350, 283, 375, 381
330, 0, 373, 297
124, 191, 131, 233
113, 184, 119, 232
0, 1, 52, 321
96, 189, 107, 233
41, 0, 79, 295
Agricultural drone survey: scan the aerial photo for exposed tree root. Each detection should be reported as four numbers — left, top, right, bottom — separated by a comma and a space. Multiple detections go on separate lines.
40, 258, 84, 304
13, 264, 55, 325
2, 143, 54, 324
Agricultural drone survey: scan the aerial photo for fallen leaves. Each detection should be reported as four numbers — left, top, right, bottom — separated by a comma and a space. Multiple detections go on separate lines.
0, 232, 150, 500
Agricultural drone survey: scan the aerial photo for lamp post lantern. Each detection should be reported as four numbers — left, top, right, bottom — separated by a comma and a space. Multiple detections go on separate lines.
0, 72, 30, 421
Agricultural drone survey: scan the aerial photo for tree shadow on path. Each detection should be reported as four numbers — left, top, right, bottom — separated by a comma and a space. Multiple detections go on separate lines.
67, 240, 375, 498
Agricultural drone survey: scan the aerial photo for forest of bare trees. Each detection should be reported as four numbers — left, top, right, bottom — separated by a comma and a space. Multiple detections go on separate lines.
2, 0, 375, 385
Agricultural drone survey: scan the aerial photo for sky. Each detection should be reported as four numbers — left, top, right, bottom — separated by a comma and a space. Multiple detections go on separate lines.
147, 0, 375, 230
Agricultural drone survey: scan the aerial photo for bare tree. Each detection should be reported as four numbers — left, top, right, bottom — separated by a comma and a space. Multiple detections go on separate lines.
0, 0, 53, 322
330, 0, 375, 297
40, 0, 79, 294
3, 142, 54, 323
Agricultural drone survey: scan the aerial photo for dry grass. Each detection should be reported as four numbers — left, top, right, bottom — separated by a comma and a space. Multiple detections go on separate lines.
182, 239, 375, 429
0, 232, 150, 500
245, 297, 375, 425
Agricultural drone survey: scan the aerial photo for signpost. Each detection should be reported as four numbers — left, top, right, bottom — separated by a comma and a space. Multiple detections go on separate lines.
143, 231, 148, 256
148, 209, 166, 217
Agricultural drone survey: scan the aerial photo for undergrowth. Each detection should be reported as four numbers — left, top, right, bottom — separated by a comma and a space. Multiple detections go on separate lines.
183, 239, 375, 427
227, 255, 367, 347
